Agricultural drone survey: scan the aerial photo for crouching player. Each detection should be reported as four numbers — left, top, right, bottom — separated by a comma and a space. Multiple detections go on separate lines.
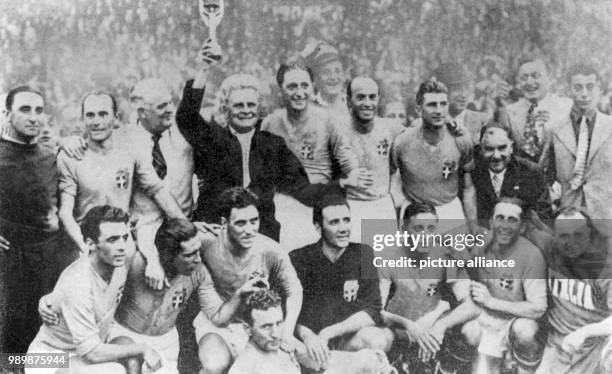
379, 202, 479, 374
535, 208, 612, 374
467, 197, 547, 374
27, 206, 160, 374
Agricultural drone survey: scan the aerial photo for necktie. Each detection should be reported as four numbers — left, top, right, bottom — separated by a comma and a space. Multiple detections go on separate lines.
570, 117, 589, 190
492, 174, 502, 198
521, 102, 540, 158
152, 133, 167, 179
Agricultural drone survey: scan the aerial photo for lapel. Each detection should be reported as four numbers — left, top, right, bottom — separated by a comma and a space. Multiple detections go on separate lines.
587, 112, 612, 164
475, 160, 497, 200
249, 127, 265, 182
500, 159, 519, 195
554, 116, 577, 157
224, 127, 244, 184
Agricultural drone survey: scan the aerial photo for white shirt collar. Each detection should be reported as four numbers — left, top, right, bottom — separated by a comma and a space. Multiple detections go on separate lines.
229, 125, 255, 139
488, 168, 507, 180
2, 132, 36, 145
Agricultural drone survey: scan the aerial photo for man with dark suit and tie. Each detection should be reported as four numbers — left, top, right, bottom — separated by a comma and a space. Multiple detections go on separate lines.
472, 124, 552, 224
552, 63, 612, 236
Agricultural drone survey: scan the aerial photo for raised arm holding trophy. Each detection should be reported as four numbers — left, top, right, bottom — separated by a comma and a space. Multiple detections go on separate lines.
199, 0, 224, 62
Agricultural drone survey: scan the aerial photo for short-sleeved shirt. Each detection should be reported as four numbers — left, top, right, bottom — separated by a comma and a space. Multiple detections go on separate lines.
543, 244, 612, 344
344, 118, 404, 201
198, 232, 302, 321
290, 241, 381, 333
391, 123, 474, 206
32, 256, 128, 356
382, 246, 468, 321
262, 106, 358, 184
115, 252, 222, 336
57, 144, 163, 222
228, 342, 300, 374
473, 236, 547, 320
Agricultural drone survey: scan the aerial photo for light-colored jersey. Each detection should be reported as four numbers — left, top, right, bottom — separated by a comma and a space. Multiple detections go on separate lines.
228, 343, 300, 374
57, 142, 163, 222
344, 117, 404, 201
391, 123, 474, 206
115, 252, 222, 336
473, 236, 547, 320
262, 106, 358, 184
31, 256, 127, 356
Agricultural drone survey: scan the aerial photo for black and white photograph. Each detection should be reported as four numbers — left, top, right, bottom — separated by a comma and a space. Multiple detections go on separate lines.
1, 0, 612, 373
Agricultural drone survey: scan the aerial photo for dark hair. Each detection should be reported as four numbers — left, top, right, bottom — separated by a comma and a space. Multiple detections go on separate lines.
5, 86, 44, 111
516, 56, 548, 73
479, 122, 512, 143
566, 63, 600, 84
312, 192, 349, 226
346, 76, 379, 101
80, 205, 129, 243
403, 202, 437, 223
244, 289, 282, 325
216, 187, 260, 221
416, 79, 448, 106
554, 206, 599, 238
155, 218, 198, 272
494, 196, 526, 221
81, 91, 118, 116
275, 62, 314, 87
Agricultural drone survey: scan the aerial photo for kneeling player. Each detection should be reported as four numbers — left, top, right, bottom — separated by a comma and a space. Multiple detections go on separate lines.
27, 206, 161, 374
535, 207, 612, 374
468, 198, 547, 374
380, 202, 479, 374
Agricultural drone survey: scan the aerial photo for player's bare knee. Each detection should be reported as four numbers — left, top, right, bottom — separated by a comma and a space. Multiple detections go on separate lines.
347, 327, 392, 352
462, 320, 482, 346
510, 318, 539, 347
198, 333, 232, 374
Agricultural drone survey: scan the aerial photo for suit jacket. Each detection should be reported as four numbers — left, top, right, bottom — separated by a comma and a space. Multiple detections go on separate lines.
176, 80, 330, 241
507, 95, 572, 178
553, 111, 612, 231
472, 156, 552, 223
410, 109, 491, 145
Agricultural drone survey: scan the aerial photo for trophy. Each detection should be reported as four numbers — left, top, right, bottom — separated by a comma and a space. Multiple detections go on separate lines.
199, 0, 224, 61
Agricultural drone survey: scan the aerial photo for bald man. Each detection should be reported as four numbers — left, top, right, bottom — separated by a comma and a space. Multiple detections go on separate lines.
343, 76, 404, 241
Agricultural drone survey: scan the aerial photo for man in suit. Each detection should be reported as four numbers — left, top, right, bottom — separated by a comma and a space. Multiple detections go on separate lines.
412, 63, 491, 145
506, 58, 572, 176
552, 63, 612, 236
472, 124, 552, 224
175, 40, 324, 242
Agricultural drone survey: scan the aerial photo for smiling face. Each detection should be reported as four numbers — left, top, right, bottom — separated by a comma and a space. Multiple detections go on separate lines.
222, 205, 260, 252
517, 60, 549, 102
491, 202, 522, 247
83, 94, 115, 143
227, 88, 259, 131
139, 89, 175, 134
419, 92, 448, 128
9, 91, 45, 142
315, 60, 345, 98
281, 69, 313, 112
349, 77, 379, 123
317, 204, 351, 250
481, 127, 513, 173
447, 82, 473, 116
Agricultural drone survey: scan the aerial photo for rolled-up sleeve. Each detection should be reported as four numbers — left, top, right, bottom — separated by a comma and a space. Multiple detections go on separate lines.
57, 153, 78, 197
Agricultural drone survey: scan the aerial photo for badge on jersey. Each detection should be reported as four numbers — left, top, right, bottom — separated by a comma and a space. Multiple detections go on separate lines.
343, 280, 360, 302
426, 282, 438, 297
172, 288, 187, 309
299, 141, 315, 160
442, 161, 457, 179
499, 278, 515, 292
377, 139, 389, 156
115, 168, 130, 189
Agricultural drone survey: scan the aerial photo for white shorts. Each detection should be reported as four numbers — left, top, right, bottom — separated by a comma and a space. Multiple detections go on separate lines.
25, 339, 123, 374
193, 312, 249, 358
348, 194, 397, 243
274, 193, 319, 251
400, 196, 466, 233
475, 312, 515, 358
108, 323, 179, 374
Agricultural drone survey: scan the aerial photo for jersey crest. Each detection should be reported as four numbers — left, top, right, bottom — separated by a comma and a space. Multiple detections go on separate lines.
172, 288, 187, 309
499, 278, 515, 292
343, 279, 359, 302
442, 161, 457, 179
377, 138, 390, 156
115, 168, 130, 189
299, 141, 315, 160
426, 282, 438, 296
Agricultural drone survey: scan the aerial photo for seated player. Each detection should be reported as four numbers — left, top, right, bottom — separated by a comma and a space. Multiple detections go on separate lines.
466, 197, 547, 374
290, 193, 392, 371
190, 187, 303, 374
536, 207, 612, 374
230, 289, 395, 374
380, 202, 478, 374
27, 206, 161, 374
